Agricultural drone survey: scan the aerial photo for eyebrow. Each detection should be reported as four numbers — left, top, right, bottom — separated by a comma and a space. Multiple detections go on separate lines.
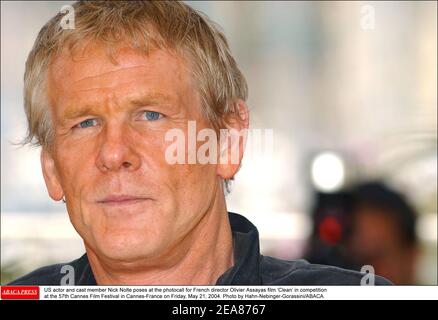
60, 92, 174, 123
62, 106, 95, 122
129, 92, 173, 107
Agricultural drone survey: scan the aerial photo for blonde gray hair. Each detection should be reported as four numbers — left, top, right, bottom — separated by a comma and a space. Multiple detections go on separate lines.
23, 0, 248, 148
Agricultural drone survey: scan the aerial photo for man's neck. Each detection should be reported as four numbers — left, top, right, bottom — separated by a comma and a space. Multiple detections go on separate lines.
85, 188, 234, 285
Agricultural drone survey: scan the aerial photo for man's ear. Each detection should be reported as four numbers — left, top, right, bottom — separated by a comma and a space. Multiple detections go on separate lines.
41, 148, 64, 201
217, 99, 250, 180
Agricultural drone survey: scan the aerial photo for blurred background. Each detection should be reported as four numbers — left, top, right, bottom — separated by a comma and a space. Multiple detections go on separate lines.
1, 1, 436, 285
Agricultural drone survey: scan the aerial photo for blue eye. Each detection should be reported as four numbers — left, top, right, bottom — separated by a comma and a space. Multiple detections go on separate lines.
143, 111, 163, 121
76, 119, 98, 129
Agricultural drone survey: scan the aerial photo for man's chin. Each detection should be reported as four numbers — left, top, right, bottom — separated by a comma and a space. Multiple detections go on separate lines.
89, 234, 167, 264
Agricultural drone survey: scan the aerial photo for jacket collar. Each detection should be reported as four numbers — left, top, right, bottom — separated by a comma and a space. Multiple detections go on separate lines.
215, 212, 263, 285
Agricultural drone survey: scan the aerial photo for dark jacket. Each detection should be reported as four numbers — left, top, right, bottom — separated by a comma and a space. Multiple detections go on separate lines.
9, 212, 391, 285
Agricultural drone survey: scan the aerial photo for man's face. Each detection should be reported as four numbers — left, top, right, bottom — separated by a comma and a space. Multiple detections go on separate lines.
43, 44, 222, 263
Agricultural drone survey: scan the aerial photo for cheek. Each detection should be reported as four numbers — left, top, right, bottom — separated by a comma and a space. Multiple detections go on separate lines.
137, 126, 218, 223
55, 146, 95, 196
54, 145, 98, 229
168, 162, 218, 218
155, 121, 219, 209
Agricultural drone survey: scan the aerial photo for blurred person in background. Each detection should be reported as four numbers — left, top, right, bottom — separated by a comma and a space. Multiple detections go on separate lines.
305, 181, 418, 285
347, 182, 419, 285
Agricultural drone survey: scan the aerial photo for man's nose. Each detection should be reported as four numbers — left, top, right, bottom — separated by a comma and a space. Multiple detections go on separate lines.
96, 124, 141, 172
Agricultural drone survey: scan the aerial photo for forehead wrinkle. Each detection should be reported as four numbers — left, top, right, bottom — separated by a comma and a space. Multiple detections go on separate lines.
51, 46, 189, 94
71, 65, 150, 86
73, 83, 138, 93
70, 68, 153, 95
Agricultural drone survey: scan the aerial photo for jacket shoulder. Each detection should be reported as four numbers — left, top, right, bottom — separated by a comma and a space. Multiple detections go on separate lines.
8, 264, 65, 285
260, 256, 392, 285
8, 255, 86, 286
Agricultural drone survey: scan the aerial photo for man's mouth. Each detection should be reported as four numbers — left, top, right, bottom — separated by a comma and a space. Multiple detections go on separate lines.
97, 195, 151, 206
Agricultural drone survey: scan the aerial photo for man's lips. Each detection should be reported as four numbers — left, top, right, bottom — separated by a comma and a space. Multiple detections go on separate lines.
96, 195, 151, 206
